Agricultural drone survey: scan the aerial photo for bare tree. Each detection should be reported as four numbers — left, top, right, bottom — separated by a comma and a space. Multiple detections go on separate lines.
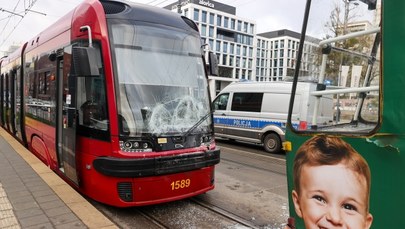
325, 0, 359, 37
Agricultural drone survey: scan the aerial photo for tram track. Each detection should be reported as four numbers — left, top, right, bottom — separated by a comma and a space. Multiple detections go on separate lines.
190, 197, 260, 229
221, 156, 286, 176
218, 144, 287, 176
92, 196, 258, 228
134, 208, 170, 229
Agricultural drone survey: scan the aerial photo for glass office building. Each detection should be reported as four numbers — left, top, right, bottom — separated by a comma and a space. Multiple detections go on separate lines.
165, 1, 319, 96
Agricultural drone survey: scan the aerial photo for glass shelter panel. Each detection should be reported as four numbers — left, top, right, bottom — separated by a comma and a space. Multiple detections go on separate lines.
290, 0, 381, 134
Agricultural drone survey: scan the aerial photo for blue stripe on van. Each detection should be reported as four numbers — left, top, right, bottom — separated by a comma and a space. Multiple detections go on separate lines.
214, 117, 299, 130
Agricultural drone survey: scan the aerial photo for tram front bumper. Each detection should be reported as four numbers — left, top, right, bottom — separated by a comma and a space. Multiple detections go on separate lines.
93, 148, 220, 178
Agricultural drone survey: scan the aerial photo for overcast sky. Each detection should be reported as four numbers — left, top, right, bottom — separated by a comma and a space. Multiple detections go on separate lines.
0, 0, 306, 56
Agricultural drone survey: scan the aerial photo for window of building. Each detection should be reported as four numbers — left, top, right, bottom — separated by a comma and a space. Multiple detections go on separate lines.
230, 43, 234, 54
209, 26, 214, 37
224, 17, 229, 28
229, 55, 234, 66
243, 22, 248, 33
217, 15, 222, 26
242, 69, 246, 79
231, 93, 263, 112
194, 9, 199, 21
201, 24, 207, 36
216, 40, 221, 52
236, 45, 241, 55
209, 39, 214, 49
222, 54, 227, 65
223, 42, 228, 53
249, 24, 254, 34
237, 21, 242, 31
231, 19, 235, 30
209, 13, 214, 24
202, 10, 207, 22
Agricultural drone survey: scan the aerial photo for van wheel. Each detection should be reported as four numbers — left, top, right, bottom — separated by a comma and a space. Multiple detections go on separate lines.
263, 133, 281, 153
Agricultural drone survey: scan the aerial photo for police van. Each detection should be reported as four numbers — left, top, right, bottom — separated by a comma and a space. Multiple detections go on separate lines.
212, 81, 334, 153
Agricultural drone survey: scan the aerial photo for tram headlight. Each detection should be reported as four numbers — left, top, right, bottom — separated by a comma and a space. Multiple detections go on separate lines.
124, 141, 132, 149
119, 140, 152, 152
201, 135, 212, 143
133, 142, 140, 148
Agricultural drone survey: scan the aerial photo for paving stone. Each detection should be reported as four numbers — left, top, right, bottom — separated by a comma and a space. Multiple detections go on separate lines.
19, 214, 50, 228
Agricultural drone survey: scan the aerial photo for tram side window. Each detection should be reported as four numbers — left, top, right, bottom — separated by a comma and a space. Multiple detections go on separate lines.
77, 77, 108, 130
25, 55, 57, 125
231, 93, 263, 112
75, 43, 108, 132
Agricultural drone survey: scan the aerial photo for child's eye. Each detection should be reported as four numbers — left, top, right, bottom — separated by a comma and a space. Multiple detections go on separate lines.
342, 203, 357, 211
312, 195, 326, 203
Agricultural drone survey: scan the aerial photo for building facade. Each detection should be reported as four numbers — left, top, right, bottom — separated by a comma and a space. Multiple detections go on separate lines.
256, 30, 301, 82
165, 0, 256, 95
256, 30, 321, 82
165, 1, 319, 96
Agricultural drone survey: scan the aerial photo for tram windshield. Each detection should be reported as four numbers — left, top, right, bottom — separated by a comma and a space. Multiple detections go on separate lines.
110, 22, 212, 137
290, 0, 381, 134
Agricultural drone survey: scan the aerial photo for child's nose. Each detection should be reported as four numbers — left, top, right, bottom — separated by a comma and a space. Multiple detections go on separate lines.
326, 206, 343, 225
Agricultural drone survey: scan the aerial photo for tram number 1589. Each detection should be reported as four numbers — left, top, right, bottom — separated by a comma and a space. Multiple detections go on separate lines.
171, 179, 191, 190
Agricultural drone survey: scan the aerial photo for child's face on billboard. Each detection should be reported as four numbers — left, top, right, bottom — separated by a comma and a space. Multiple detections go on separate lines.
292, 163, 373, 229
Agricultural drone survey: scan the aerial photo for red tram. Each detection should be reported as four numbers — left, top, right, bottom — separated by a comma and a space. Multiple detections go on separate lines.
0, 0, 220, 207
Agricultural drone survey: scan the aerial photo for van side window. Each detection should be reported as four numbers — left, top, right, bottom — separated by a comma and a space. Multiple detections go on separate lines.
213, 93, 229, 110
231, 93, 263, 112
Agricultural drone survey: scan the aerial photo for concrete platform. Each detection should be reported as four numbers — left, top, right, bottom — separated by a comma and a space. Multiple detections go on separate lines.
0, 128, 118, 229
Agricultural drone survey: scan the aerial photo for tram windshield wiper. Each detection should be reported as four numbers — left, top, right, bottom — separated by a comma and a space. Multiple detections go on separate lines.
182, 111, 213, 140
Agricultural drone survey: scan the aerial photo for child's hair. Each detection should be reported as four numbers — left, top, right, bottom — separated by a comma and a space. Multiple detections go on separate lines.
293, 135, 371, 210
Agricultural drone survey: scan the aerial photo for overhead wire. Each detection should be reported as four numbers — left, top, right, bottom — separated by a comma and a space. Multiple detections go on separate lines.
0, 0, 39, 48
0, 0, 22, 37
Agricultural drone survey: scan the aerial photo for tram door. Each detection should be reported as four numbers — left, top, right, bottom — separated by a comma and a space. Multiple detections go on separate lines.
56, 45, 78, 185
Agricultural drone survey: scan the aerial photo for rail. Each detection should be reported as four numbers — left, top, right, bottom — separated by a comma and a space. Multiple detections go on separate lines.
311, 27, 380, 127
